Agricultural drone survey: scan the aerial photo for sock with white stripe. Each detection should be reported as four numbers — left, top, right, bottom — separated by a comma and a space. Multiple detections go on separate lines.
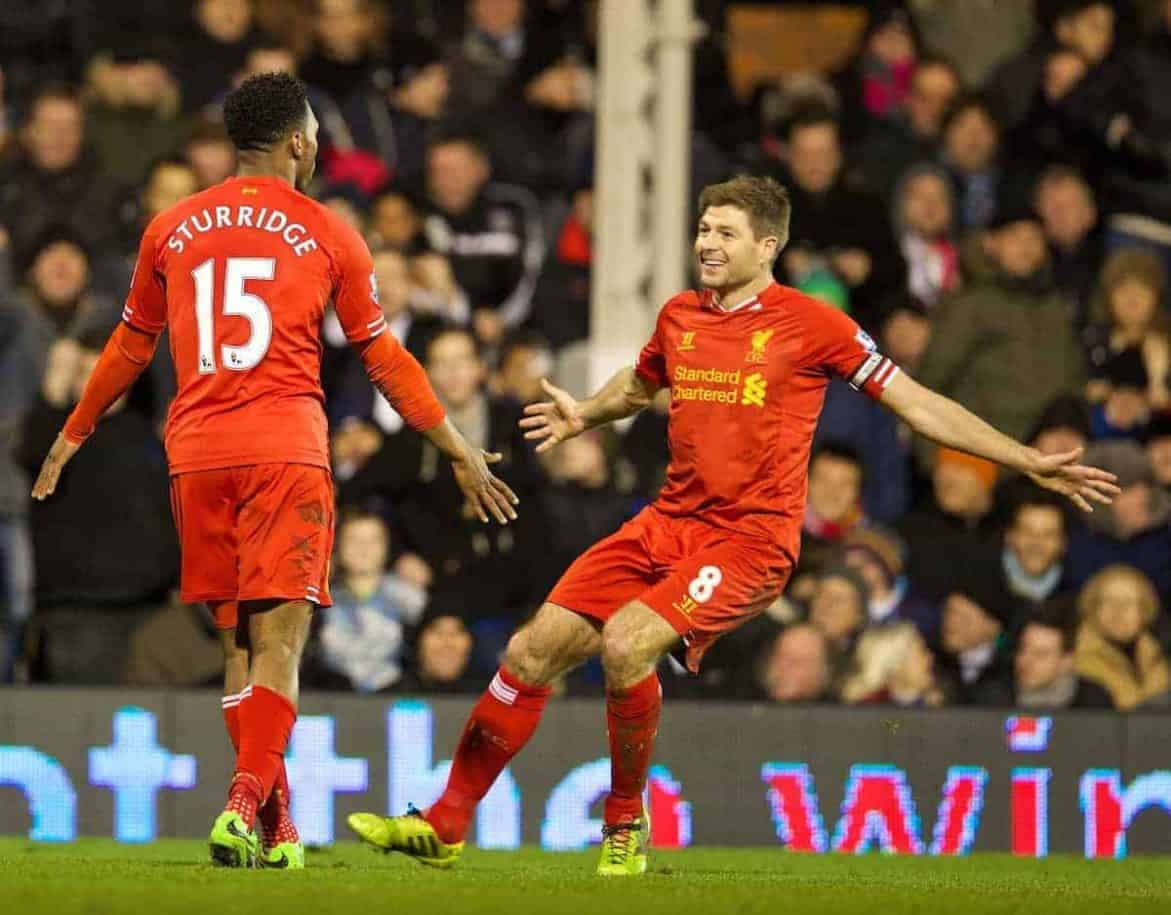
227, 685, 296, 830
222, 687, 298, 847
425, 667, 551, 845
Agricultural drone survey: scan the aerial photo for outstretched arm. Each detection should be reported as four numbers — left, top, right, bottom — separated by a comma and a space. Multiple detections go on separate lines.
879, 372, 1119, 512
355, 332, 518, 524
31, 323, 160, 500
520, 367, 659, 454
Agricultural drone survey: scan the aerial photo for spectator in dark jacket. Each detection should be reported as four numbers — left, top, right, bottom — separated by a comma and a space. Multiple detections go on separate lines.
300, 0, 385, 110
0, 85, 130, 262
537, 430, 631, 595
814, 377, 912, 526
1009, 599, 1114, 709
1033, 164, 1103, 329
8, 227, 121, 418
938, 94, 1005, 232
1147, 412, 1171, 494
936, 558, 1017, 705
1065, 441, 1171, 598
17, 328, 178, 610
170, 0, 259, 114
773, 107, 905, 329
986, 0, 1117, 139
843, 526, 938, 639
860, 55, 962, 199
421, 133, 545, 347
397, 609, 480, 695
901, 448, 1001, 605
1100, 1, 1171, 265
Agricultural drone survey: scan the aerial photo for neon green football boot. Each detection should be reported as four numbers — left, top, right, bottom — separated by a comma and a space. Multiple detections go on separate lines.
347, 805, 464, 869
596, 809, 651, 877
208, 811, 260, 868
260, 841, 305, 870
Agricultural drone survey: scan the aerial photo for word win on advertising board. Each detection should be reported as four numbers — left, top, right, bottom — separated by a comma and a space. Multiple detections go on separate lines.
0, 693, 1169, 856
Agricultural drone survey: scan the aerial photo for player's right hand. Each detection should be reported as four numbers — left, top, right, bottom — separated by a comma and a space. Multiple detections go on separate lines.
452, 446, 519, 525
519, 378, 586, 454
31, 432, 81, 501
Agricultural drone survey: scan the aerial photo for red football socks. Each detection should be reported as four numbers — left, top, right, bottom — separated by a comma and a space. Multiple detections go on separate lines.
604, 672, 662, 825
222, 687, 299, 845
425, 667, 551, 845
226, 685, 297, 830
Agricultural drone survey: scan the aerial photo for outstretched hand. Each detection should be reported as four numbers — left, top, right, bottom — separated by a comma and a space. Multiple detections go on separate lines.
451, 446, 519, 525
1026, 447, 1121, 513
31, 432, 80, 501
518, 378, 586, 454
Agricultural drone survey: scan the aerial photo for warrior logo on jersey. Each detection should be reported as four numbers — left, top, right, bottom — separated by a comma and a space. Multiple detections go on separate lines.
369, 270, 380, 304
855, 328, 877, 352
678, 331, 697, 352
746, 329, 774, 364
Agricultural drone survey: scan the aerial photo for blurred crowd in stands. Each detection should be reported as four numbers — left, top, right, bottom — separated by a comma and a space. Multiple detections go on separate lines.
4, 0, 1171, 713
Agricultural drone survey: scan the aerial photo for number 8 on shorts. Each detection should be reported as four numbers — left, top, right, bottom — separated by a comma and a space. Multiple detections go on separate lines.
688, 565, 723, 603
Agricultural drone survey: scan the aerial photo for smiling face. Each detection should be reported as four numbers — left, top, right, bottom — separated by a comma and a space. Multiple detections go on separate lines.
694, 205, 776, 296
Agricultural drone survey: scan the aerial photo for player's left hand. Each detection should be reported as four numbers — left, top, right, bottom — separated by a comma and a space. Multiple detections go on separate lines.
452, 446, 519, 525
1026, 447, 1121, 513
31, 432, 81, 501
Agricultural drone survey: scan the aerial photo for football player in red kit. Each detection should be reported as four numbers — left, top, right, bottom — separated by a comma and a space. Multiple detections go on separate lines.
347, 174, 1118, 876
31, 74, 518, 869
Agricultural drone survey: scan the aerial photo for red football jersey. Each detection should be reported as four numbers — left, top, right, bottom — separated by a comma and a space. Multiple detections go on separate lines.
634, 282, 899, 560
123, 175, 389, 474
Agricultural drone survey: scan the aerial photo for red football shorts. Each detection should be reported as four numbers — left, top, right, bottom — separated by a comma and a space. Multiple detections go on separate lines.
169, 463, 335, 629
547, 506, 793, 672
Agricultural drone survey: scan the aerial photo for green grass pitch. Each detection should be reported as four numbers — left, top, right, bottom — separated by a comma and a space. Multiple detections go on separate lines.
3, 839, 1171, 915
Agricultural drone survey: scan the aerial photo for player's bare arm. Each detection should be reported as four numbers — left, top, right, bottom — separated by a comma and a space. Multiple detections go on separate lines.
520, 368, 659, 454
880, 371, 1121, 513
424, 417, 519, 526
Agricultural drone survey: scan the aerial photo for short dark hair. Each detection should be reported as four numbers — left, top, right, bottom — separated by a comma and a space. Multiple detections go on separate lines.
1020, 595, 1078, 653
811, 441, 865, 478
426, 325, 482, 363
697, 175, 791, 247
1051, 0, 1112, 28
223, 72, 309, 153
429, 130, 489, 159
786, 103, 840, 140
500, 329, 551, 363
941, 92, 999, 136
1009, 490, 1068, 531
